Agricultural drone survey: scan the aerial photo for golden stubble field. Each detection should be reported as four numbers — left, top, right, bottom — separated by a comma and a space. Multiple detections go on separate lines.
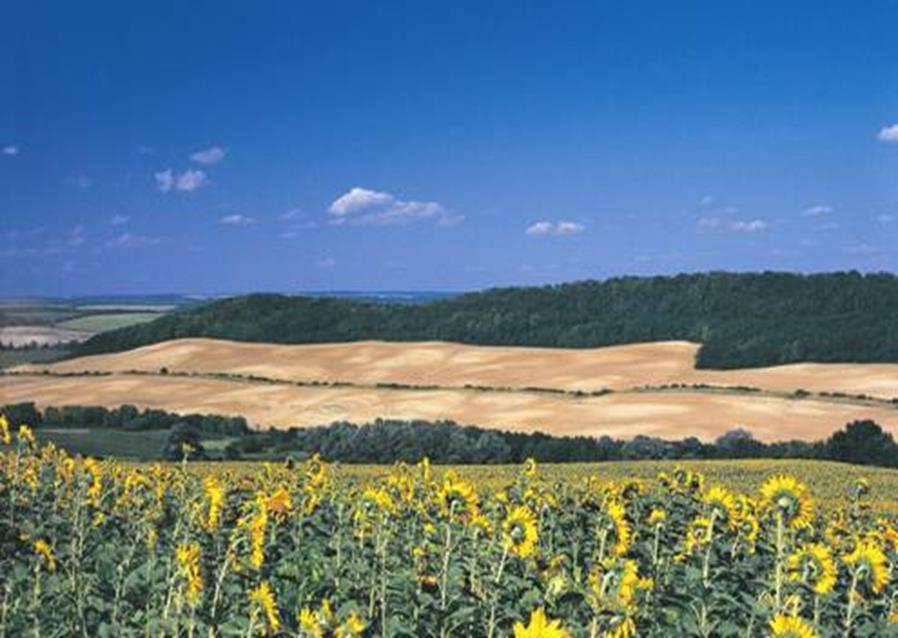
4, 338, 898, 441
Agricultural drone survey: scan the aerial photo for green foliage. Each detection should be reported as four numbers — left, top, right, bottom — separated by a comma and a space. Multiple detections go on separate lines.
74, 271, 898, 369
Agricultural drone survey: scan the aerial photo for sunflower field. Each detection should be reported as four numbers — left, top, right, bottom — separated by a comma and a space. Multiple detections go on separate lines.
1, 415, 897, 637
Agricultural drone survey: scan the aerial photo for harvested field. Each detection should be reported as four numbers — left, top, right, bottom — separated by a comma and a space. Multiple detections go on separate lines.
20, 338, 898, 399
2, 372, 897, 442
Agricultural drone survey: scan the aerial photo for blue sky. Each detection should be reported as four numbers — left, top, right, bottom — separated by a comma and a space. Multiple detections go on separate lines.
3, 1, 898, 295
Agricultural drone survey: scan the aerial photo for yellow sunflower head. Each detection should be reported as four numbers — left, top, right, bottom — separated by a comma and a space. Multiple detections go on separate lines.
787, 543, 837, 595
842, 539, 889, 595
769, 614, 819, 638
586, 558, 648, 614
435, 471, 479, 520
760, 475, 814, 530
601, 501, 631, 557
703, 485, 738, 527
512, 607, 570, 638
503, 505, 539, 558
684, 515, 714, 554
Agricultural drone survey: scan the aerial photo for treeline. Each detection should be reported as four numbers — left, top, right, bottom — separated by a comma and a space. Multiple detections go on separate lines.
5, 403, 898, 469
1, 402, 249, 436
229, 418, 898, 468
74, 271, 898, 369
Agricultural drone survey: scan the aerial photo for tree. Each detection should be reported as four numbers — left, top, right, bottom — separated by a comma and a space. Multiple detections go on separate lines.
162, 423, 206, 461
823, 420, 898, 468
0, 402, 42, 428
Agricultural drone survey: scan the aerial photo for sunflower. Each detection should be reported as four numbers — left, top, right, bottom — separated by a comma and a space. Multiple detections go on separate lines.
435, 471, 479, 520
243, 499, 268, 569
787, 543, 837, 595
297, 607, 324, 638
512, 607, 570, 638
769, 614, 818, 638
203, 476, 225, 531
760, 475, 814, 530
684, 515, 714, 554
503, 505, 539, 558
524, 457, 538, 478
737, 513, 760, 549
175, 542, 204, 605
33, 538, 56, 572
17, 425, 36, 448
842, 540, 889, 595
248, 581, 280, 633
586, 558, 648, 613
0, 414, 11, 445
603, 617, 636, 638
703, 485, 738, 527
647, 508, 666, 527
599, 501, 631, 557
335, 610, 366, 638
265, 485, 293, 516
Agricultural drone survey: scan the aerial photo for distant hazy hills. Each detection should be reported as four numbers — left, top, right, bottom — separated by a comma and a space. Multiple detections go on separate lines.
74, 272, 898, 369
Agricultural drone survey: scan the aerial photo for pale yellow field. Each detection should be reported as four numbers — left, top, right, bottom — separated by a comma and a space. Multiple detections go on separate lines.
2, 373, 897, 441
4, 337, 898, 442
17, 337, 898, 398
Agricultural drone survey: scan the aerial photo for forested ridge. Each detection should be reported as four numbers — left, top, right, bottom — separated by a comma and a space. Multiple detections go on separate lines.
75, 271, 898, 369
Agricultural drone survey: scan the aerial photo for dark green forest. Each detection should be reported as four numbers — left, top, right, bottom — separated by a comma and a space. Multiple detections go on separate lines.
75, 271, 898, 369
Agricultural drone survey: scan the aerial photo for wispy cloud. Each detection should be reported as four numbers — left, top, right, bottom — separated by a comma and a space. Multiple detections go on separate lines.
697, 216, 721, 229
328, 186, 454, 226
697, 217, 768, 233
316, 257, 336, 268
525, 220, 585, 236
2, 145, 19, 156
877, 214, 895, 224
67, 225, 87, 247
190, 146, 227, 165
219, 214, 256, 226
64, 174, 93, 190
729, 219, 768, 233
801, 204, 833, 217
110, 214, 130, 226
280, 208, 305, 221
699, 194, 715, 207
877, 124, 898, 143
106, 233, 161, 248
155, 168, 208, 192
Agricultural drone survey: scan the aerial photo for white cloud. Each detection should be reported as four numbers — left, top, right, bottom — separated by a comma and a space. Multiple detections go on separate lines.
64, 174, 93, 190
155, 168, 208, 192
877, 214, 895, 224
154, 169, 175, 192
190, 146, 227, 165
328, 186, 450, 226
176, 168, 208, 192
219, 214, 255, 226
110, 214, 130, 225
697, 216, 721, 229
106, 233, 161, 248
2, 145, 19, 156
525, 220, 585, 236
699, 195, 715, 207
877, 124, 898, 142
729, 219, 768, 233
802, 204, 833, 217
